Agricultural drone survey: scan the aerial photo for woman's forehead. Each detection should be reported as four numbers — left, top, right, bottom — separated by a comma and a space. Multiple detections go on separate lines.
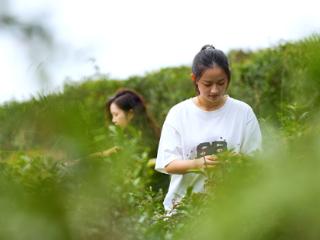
110, 102, 123, 112
200, 67, 228, 80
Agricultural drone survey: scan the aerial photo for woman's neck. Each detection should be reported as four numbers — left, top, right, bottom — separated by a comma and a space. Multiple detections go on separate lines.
195, 95, 228, 111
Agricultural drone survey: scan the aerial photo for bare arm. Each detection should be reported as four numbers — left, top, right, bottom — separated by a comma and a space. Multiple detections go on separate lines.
89, 146, 121, 158
165, 155, 219, 174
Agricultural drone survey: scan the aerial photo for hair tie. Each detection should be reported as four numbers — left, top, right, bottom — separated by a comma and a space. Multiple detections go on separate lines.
203, 156, 207, 168
201, 44, 215, 51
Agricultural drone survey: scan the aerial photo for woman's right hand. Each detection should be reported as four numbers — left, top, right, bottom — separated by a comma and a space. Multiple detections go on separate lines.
196, 155, 220, 169
165, 155, 220, 174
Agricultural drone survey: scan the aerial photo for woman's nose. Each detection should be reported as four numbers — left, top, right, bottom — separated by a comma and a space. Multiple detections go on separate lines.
210, 84, 219, 94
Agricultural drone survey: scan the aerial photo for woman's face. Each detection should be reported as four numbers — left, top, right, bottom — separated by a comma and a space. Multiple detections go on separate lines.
196, 66, 229, 105
110, 103, 133, 128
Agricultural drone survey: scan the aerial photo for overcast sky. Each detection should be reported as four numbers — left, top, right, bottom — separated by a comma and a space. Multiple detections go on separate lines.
1, 0, 319, 103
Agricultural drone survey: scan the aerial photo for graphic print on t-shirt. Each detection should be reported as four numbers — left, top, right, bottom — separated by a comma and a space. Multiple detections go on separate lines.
196, 138, 227, 158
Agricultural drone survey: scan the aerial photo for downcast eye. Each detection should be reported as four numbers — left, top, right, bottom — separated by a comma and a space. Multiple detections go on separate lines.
202, 82, 212, 87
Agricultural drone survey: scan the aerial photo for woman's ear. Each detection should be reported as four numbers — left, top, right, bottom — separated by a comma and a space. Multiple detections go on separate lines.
191, 73, 196, 82
127, 109, 134, 122
191, 73, 200, 94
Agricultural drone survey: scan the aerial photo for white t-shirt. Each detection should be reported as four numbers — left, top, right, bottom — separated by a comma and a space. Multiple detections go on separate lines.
155, 96, 261, 211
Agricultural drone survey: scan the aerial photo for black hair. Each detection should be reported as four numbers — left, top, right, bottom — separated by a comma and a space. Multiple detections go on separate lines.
192, 45, 231, 93
107, 89, 146, 116
106, 88, 160, 139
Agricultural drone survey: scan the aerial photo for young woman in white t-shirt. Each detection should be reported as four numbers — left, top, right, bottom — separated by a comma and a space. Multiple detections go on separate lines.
155, 45, 262, 212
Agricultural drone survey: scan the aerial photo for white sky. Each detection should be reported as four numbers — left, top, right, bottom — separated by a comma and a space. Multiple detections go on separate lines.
1, 0, 319, 103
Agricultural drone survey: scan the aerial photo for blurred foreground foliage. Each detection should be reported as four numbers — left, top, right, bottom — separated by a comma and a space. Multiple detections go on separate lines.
0, 35, 320, 239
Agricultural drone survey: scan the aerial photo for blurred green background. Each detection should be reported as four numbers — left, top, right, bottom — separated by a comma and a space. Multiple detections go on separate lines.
0, 35, 320, 240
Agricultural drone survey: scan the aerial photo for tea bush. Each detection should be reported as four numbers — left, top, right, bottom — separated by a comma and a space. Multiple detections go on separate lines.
0, 34, 320, 239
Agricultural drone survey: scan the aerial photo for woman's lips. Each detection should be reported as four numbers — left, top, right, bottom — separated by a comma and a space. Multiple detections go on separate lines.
208, 95, 220, 100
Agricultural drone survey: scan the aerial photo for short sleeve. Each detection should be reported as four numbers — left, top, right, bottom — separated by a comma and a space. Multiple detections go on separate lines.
155, 120, 183, 174
241, 108, 262, 154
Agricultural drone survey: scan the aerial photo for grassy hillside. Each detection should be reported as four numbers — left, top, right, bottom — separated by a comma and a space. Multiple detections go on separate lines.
0, 35, 320, 240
